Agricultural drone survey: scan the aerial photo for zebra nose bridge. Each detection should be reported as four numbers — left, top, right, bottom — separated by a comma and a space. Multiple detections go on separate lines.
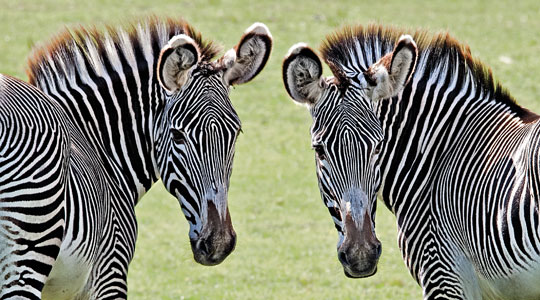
201, 184, 230, 238
338, 203, 381, 276
191, 190, 236, 266
341, 188, 369, 226
339, 188, 378, 247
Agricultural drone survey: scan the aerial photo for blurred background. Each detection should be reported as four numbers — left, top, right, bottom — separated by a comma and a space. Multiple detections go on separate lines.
1, 1, 540, 299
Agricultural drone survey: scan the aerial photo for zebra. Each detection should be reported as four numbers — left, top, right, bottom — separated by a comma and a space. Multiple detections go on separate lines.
283, 25, 540, 299
0, 17, 272, 299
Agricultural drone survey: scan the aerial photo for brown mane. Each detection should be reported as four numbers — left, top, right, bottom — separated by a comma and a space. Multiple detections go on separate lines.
319, 24, 520, 109
26, 16, 221, 85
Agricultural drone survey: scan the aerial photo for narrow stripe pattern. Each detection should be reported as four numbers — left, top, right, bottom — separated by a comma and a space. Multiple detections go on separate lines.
316, 25, 540, 299
0, 75, 69, 299
1, 17, 241, 299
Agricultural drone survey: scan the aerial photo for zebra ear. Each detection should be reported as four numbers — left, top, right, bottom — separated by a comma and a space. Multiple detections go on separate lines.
282, 43, 325, 106
222, 22, 273, 86
367, 35, 417, 101
157, 34, 201, 92
389, 35, 417, 93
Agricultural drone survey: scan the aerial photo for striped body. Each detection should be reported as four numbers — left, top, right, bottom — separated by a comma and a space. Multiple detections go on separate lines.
0, 18, 272, 299
285, 26, 540, 299
378, 46, 540, 299
0, 75, 70, 299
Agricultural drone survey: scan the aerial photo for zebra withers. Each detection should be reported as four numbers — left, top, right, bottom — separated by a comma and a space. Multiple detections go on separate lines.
0, 18, 272, 299
284, 25, 540, 299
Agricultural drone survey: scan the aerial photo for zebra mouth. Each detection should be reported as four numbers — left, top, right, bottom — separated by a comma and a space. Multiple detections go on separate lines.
190, 238, 222, 266
343, 265, 378, 278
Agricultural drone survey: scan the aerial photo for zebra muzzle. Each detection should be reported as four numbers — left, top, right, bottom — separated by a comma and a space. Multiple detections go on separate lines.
337, 210, 381, 278
190, 203, 236, 266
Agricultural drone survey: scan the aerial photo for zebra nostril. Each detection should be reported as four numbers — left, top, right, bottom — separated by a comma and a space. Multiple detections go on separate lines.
376, 243, 382, 257
197, 239, 209, 256
338, 251, 349, 265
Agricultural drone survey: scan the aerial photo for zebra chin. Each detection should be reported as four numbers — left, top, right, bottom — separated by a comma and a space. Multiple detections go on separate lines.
189, 202, 237, 266
343, 264, 378, 278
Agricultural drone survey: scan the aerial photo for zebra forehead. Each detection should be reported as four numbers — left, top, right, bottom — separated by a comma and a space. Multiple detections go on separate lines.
168, 79, 236, 115
313, 99, 381, 134
202, 113, 241, 130
172, 107, 241, 129
313, 119, 382, 145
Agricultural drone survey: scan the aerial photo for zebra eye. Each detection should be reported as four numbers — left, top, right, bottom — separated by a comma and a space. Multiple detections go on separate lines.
170, 128, 186, 144
313, 144, 326, 159
373, 141, 383, 155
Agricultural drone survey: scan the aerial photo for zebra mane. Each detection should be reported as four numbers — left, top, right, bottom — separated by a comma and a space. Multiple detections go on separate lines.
26, 16, 221, 86
319, 24, 534, 119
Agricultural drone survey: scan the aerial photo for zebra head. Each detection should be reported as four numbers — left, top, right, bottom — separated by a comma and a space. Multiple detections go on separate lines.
155, 23, 272, 266
283, 36, 417, 277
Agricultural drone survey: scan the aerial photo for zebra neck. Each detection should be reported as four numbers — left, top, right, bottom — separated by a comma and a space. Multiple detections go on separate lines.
35, 66, 162, 203
25, 19, 222, 204
377, 72, 538, 214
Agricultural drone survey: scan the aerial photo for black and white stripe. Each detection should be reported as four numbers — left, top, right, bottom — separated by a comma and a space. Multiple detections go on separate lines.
1, 17, 272, 299
0, 74, 69, 299
286, 25, 540, 299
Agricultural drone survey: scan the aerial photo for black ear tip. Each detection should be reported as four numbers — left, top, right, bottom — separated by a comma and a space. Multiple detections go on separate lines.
237, 24, 273, 57
167, 34, 201, 56
285, 43, 310, 57
283, 43, 308, 75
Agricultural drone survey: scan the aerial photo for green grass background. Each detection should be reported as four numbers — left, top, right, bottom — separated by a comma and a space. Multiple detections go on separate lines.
2, 1, 540, 299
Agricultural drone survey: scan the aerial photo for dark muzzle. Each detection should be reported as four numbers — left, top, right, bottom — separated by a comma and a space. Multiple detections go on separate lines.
190, 202, 236, 266
337, 211, 381, 278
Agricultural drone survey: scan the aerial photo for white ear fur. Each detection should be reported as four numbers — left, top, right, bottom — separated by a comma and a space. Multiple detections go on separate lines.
368, 35, 417, 101
245, 22, 272, 37
221, 48, 237, 69
157, 34, 201, 92
222, 22, 273, 85
282, 43, 325, 106
389, 35, 417, 93
370, 64, 393, 101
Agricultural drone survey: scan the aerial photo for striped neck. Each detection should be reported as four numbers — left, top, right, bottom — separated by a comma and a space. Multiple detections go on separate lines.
319, 25, 538, 211
375, 45, 538, 212
26, 18, 220, 201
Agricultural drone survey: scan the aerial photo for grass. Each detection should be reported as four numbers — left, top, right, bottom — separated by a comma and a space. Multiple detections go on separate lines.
1, 0, 540, 298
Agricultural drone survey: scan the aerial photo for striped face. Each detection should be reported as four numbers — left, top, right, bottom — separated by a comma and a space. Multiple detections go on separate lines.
283, 36, 417, 277
310, 84, 384, 246
156, 24, 272, 266
158, 67, 240, 266
309, 78, 385, 279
